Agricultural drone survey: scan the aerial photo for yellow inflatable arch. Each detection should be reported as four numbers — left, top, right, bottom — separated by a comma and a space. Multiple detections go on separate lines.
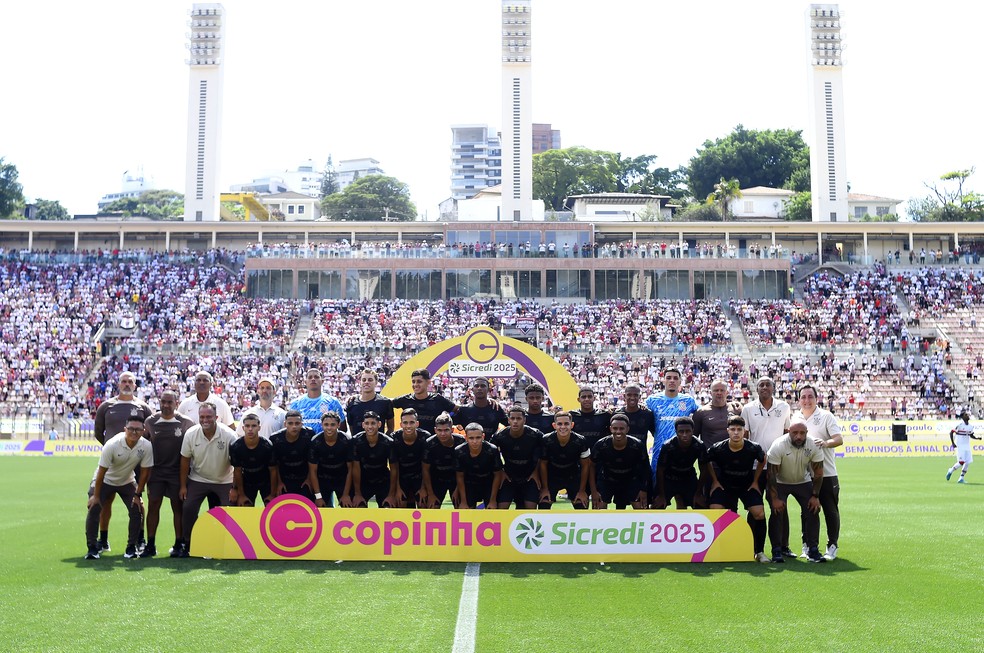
381, 327, 580, 412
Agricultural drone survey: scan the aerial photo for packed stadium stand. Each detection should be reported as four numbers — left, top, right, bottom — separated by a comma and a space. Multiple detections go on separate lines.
3, 221, 984, 441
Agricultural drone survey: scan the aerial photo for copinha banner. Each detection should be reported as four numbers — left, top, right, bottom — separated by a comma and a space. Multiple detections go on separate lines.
190, 495, 753, 563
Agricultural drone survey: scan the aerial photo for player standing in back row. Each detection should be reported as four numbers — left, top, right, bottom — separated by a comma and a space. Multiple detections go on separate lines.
646, 367, 698, 451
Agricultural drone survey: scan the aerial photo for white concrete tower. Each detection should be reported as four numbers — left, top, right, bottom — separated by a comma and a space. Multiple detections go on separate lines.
808, 4, 849, 222
501, 1, 533, 222
184, 4, 226, 222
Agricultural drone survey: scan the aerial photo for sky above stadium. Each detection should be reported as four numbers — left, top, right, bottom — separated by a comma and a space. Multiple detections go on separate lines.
3, 0, 981, 219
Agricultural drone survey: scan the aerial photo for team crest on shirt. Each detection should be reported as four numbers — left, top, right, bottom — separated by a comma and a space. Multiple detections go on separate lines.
321, 405, 330, 415
175, 429, 183, 438
217, 440, 225, 450
678, 401, 688, 411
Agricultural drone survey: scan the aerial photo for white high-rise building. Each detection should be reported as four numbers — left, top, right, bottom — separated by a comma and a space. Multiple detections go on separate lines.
807, 4, 848, 222
501, 1, 533, 221
337, 158, 384, 192
183, 4, 226, 222
450, 125, 502, 201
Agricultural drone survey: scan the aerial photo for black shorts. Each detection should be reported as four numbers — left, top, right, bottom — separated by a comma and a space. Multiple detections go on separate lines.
242, 483, 272, 506
317, 477, 348, 507
662, 476, 698, 507
597, 477, 644, 508
497, 477, 540, 506
709, 486, 763, 512
148, 477, 181, 501
359, 478, 391, 507
429, 478, 457, 507
282, 479, 314, 501
463, 482, 493, 509
399, 475, 424, 500
544, 476, 587, 508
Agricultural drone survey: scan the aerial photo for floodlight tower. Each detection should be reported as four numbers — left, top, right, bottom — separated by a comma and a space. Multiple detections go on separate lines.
501, 1, 533, 222
184, 3, 226, 222
808, 4, 849, 222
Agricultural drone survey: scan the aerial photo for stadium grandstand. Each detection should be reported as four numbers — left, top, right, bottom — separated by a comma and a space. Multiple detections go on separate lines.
4, 218, 984, 440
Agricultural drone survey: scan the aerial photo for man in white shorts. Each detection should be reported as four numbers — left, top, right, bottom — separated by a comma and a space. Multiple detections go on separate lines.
946, 412, 981, 484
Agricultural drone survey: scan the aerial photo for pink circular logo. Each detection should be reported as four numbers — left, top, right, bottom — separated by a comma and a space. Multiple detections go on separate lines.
260, 494, 323, 558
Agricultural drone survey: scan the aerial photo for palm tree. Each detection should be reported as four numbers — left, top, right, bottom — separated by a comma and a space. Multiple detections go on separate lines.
706, 178, 742, 221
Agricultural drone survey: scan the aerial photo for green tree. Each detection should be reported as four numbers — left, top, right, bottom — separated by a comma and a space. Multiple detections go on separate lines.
910, 169, 984, 222
533, 147, 618, 211
320, 155, 339, 199
34, 198, 71, 220
221, 201, 245, 220
611, 153, 689, 200
783, 191, 812, 221
705, 178, 742, 221
320, 174, 416, 221
533, 147, 683, 210
0, 157, 25, 218
858, 213, 899, 222
673, 202, 722, 221
687, 125, 811, 200
102, 190, 183, 220
784, 167, 812, 193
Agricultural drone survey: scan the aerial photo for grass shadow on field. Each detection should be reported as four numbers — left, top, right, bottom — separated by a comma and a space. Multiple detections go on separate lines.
478, 557, 868, 578
63, 556, 464, 576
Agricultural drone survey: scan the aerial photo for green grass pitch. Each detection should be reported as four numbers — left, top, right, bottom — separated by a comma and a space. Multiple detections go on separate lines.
1, 456, 981, 652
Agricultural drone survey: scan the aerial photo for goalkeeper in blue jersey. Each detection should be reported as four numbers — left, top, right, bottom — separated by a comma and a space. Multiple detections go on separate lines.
289, 368, 348, 435
646, 366, 698, 456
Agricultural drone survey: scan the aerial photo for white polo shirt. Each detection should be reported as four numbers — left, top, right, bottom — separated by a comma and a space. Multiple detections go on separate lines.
177, 393, 235, 427
767, 435, 824, 485
180, 423, 237, 484
741, 399, 791, 453
793, 407, 843, 478
236, 404, 287, 440
98, 432, 154, 486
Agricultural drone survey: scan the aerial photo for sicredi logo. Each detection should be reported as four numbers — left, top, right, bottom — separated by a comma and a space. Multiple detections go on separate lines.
508, 513, 715, 555
513, 517, 545, 550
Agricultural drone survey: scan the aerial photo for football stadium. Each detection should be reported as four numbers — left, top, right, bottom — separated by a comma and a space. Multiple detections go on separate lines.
3, 2, 983, 652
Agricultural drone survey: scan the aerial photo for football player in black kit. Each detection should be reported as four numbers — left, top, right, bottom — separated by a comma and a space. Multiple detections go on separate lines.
590, 413, 650, 510
422, 413, 465, 508
389, 408, 431, 508
270, 410, 315, 500
455, 423, 504, 509
491, 406, 544, 509
621, 383, 656, 448
351, 412, 397, 508
538, 411, 590, 509
230, 414, 276, 507
570, 385, 611, 449
454, 377, 508, 440
522, 383, 555, 434
706, 415, 769, 563
308, 411, 354, 508
346, 369, 395, 433
392, 369, 455, 435
651, 416, 709, 509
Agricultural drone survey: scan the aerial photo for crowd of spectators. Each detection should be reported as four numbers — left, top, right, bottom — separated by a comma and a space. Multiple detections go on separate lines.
245, 240, 802, 261
300, 299, 731, 355
896, 266, 984, 311
733, 264, 905, 350
748, 348, 957, 421
4, 247, 983, 434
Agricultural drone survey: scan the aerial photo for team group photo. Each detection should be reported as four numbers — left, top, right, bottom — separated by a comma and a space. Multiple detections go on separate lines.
2, 1, 982, 652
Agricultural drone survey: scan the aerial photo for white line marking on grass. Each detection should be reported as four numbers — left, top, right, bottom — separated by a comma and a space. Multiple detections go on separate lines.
451, 562, 481, 653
